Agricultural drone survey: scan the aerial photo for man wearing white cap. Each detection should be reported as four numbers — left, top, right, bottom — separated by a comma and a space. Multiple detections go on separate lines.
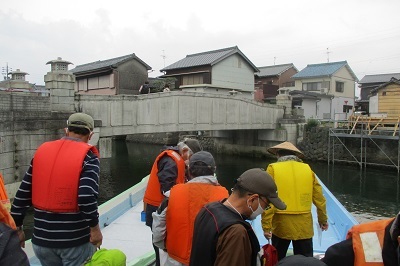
262, 141, 328, 261
190, 168, 286, 266
143, 138, 202, 266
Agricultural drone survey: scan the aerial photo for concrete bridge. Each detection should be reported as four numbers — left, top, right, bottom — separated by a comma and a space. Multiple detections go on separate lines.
80, 92, 283, 136
1, 68, 300, 196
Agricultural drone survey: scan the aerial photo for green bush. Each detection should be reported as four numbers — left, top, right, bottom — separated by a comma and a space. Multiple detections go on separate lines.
305, 119, 319, 131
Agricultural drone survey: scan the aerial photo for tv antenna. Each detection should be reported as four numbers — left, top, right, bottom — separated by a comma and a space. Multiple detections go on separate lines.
1, 62, 12, 80
326, 48, 331, 63
161, 50, 166, 68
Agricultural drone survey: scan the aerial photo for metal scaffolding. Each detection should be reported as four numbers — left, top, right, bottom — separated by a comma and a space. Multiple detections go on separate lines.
328, 120, 400, 173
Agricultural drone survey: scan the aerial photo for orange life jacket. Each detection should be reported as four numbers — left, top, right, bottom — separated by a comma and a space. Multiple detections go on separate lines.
32, 139, 99, 213
166, 182, 229, 264
0, 172, 11, 212
0, 201, 15, 229
143, 150, 186, 207
347, 218, 394, 266
0, 173, 15, 229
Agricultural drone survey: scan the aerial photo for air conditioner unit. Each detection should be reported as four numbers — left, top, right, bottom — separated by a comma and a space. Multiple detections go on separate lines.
320, 88, 327, 94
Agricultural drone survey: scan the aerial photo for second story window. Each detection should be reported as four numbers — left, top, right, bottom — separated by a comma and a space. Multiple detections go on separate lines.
336, 81, 344, 93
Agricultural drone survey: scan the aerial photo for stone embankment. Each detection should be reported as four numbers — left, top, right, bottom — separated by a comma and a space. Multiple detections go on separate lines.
298, 126, 399, 168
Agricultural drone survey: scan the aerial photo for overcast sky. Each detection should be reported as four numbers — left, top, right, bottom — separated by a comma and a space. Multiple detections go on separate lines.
1, 0, 399, 93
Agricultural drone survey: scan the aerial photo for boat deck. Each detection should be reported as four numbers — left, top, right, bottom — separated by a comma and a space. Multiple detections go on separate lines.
101, 202, 153, 265
25, 175, 357, 265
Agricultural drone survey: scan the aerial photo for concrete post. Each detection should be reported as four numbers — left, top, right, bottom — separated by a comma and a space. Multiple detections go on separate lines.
99, 137, 112, 158
44, 57, 75, 112
276, 88, 292, 118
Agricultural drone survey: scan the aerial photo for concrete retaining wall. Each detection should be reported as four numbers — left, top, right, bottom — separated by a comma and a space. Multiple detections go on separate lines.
298, 127, 400, 168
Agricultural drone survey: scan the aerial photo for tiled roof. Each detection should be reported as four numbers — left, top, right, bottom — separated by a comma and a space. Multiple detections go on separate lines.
359, 73, 400, 84
161, 46, 258, 72
71, 53, 151, 73
289, 90, 332, 99
292, 61, 358, 81
371, 78, 400, 93
256, 63, 297, 77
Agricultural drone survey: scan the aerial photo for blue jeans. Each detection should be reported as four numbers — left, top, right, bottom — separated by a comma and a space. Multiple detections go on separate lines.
32, 242, 96, 266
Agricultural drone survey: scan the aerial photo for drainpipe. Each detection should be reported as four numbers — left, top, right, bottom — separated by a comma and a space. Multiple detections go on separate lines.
316, 99, 321, 119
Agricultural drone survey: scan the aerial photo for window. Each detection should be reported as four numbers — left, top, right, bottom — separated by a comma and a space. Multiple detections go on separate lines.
182, 74, 203, 85
382, 91, 387, 96
283, 81, 295, 87
336, 81, 344, 93
343, 105, 352, 113
302, 82, 321, 91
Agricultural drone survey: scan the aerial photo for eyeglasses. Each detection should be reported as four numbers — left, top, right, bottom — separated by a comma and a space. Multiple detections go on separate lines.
248, 193, 271, 210
259, 197, 271, 210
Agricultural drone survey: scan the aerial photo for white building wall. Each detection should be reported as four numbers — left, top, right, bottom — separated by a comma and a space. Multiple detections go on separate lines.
316, 98, 332, 119
331, 67, 356, 98
302, 98, 318, 119
369, 95, 379, 114
212, 54, 255, 92
331, 96, 355, 120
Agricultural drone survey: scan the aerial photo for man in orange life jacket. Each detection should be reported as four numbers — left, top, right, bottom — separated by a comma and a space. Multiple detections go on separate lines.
321, 213, 400, 266
11, 112, 102, 266
152, 151, 229, 265
143, 138, 202, 266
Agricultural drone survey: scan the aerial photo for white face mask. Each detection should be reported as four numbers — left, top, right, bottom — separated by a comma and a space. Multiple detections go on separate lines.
248, 198, 264, 220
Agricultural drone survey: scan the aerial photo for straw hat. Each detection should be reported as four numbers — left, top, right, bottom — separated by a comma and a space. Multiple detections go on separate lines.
267, 141, 304, 159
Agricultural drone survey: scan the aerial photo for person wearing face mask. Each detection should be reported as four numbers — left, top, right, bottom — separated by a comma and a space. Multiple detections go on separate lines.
143, 138, 202, 266
261, 142, 328, 261
189, 168, 286, 266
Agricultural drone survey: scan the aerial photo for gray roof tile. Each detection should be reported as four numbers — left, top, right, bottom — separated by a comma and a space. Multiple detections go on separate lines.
359, 73, 400, 84
71, 53, 151, 73
161, 46, 258, 72
256, 63, 297, 77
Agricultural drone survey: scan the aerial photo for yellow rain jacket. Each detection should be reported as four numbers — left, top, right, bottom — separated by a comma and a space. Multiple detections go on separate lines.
261, 160, 327, 240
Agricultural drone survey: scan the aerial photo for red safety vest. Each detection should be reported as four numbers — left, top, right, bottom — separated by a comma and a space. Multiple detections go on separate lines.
347, 218, 394, 266
143, 150, 186, 207
166, 183, 229, 264
32, 139, 99, 213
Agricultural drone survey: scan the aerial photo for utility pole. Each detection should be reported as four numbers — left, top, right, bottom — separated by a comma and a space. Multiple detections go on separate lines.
161, 50, 166, 68
326, 48, 331, 63
1, 62, 12, 80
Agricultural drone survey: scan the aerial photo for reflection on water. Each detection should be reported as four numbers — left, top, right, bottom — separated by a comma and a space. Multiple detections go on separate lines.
105, 141, 400, 222
24, 140, 400, 239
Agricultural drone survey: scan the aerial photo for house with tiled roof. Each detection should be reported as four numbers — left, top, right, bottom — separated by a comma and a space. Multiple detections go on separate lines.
357, 73, 400, 114
291, 61, 358, 120
254, 63, 298, 102
71, 53, 152, 95
369, 78, 400, 118
160, 46, 259, 98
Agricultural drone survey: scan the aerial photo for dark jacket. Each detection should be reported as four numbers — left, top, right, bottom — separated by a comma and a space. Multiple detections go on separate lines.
0, 223, 29, 265
189, 201, 260, 266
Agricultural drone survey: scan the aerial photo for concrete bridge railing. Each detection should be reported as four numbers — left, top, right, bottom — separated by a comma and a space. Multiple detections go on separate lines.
77, 91, 284, 137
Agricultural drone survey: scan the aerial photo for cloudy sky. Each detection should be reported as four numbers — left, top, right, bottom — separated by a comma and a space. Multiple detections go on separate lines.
1, 0, 399, 92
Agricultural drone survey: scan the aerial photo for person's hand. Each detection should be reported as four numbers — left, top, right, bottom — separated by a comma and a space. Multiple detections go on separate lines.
17, 227, 26, 248
264, 230, 272, 239
90, 224, 103, 248
320, 222, 329, 231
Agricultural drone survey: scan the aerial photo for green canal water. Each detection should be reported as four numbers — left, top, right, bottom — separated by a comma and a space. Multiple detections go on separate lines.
23, 140, 400, 239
